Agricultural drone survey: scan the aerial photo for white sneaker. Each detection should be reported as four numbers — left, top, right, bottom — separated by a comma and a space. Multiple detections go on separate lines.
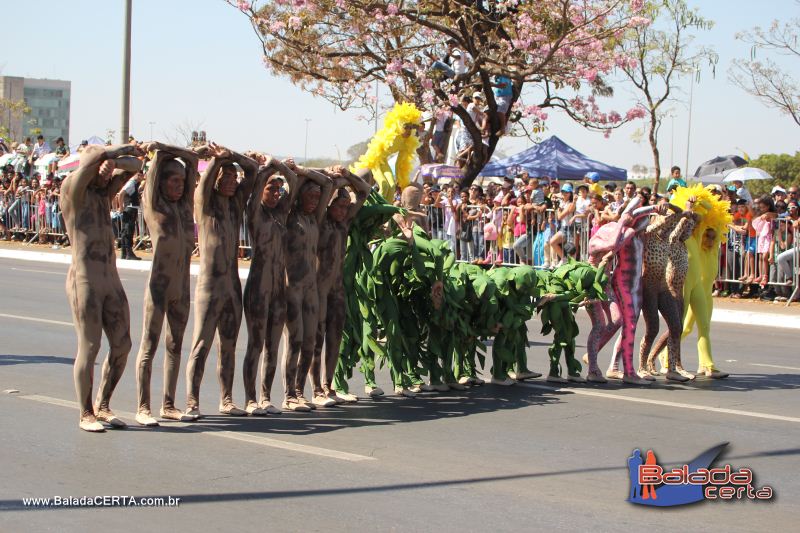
335, 391, 359, 403
312, 395, 336, 408
365, 386, 384, 397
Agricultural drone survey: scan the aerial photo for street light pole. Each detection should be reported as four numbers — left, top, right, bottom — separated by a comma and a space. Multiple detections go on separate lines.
149, 121, 155, 140
304, 118, 311, 163
121, 0, 132, 144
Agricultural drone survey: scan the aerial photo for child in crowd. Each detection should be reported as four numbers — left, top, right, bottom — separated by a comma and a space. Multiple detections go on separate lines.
751, 195, 777, 289
729, 199, 756, 289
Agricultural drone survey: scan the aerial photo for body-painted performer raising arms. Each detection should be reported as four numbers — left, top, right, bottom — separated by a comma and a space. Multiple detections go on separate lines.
185, 145, 258, 417
241, 155, 301, 415
583, 198, 672, 385
134, 142, 201, 426
651, 185, 733, 378
638, 195, 699, 382
309, 167, 370, 407
282, 167, 333, 412
62, 143, 144, 431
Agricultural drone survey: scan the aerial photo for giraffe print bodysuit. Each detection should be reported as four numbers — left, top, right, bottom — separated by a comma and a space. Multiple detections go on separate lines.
638, 207, 698, 381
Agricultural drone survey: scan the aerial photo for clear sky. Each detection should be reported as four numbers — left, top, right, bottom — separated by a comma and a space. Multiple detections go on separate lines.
1, 0, 797, 175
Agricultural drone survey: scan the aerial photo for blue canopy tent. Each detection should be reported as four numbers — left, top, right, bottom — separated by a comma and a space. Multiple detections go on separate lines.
478, 135, 628, 181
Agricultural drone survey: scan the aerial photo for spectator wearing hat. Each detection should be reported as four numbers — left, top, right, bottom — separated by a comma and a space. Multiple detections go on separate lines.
495, 177, 515, 207
491, 74, 513, 135
583, 172, 603, 197
771, 185, 787, 204
77, 140, 89, 153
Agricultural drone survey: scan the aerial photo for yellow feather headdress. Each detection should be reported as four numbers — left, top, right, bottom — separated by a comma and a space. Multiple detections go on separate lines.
670, 184, 733, 245
352, 102, 422, 199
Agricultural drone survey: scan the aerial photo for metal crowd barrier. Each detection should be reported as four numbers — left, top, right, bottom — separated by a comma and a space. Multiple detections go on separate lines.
717, 217, 799, 304
1, 196, 65, 243
421, 204, 591, 267
2, 193, 798, 305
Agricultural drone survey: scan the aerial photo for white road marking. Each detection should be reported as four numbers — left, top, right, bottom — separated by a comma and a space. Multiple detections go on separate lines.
17, 394, 376, 462
11, 267, 66, 275
750, 363, 800, 371
0, 313, 73, 327
515, 382, 800, 424
8, 267, 127, 281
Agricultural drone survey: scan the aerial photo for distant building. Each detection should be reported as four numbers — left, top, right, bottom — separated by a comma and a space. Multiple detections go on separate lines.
0, 76, 71, 145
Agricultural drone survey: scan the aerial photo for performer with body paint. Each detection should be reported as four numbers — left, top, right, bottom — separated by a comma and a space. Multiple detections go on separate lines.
583, 197, 672, 385
62, 143, 144, 432
135, 142, 201, 426
651, 185, 733, 379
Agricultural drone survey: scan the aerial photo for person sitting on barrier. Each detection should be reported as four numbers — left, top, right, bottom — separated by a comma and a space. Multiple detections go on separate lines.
133, 141, 202, 426
61, 142, 145, 431
185, 145, 259, 418
549, 183, 576, 266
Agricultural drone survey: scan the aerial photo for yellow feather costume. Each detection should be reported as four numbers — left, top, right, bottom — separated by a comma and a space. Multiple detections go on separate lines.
352, 102, 422, 201
660, 185, 733, 373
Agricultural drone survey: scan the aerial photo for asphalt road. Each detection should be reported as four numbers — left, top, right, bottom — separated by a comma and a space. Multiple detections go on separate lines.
0, 256, 798, 532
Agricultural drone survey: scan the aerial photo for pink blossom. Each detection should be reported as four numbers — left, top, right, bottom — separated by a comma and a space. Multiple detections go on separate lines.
386, 58, 403, 73
630, 0, 644, 12
288, 16, 302, 30
449, 93, 460, 107
237, 1, 251, 11
387, 3, 399, 16
625, 106, 648, 120
269, 20, 286, 32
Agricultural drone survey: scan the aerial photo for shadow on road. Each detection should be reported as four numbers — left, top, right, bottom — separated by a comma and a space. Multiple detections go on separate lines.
141, 385, 562, 437
2, 446, 798, 511
0, 354, 74, 366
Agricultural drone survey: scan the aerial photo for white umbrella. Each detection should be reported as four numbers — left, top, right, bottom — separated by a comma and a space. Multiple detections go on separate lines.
721, 167, 774, 183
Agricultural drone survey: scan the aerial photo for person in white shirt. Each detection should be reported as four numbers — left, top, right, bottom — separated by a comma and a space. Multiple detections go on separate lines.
31, 135, 52, 162
733, 180, 753, 206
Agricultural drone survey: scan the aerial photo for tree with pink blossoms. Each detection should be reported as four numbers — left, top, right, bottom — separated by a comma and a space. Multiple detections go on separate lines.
226, 0, 651, 186
617, 0, 715, 192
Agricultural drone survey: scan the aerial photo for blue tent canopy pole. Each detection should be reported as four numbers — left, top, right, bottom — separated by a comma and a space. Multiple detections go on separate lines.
478, 135, 628, 181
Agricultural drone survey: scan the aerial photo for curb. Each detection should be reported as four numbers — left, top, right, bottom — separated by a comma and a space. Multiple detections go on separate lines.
2, 248, 798, 330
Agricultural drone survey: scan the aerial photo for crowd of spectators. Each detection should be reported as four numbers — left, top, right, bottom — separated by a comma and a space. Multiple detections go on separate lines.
0, 134, 119, 246
407, 166, 799, 303
1, 130, 797, 304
